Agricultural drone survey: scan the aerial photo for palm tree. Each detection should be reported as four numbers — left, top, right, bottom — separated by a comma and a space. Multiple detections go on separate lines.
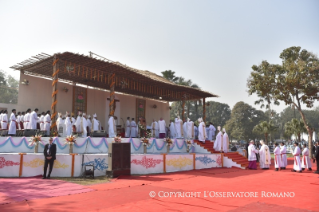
161, 70, 179, 83
253, 121, 278, 144
284, 118, 307, 142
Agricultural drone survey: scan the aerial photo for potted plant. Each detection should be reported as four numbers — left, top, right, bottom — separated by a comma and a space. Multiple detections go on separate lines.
28, 134, 42, 153
65, 135, 77, 153
164, 137, 173, 153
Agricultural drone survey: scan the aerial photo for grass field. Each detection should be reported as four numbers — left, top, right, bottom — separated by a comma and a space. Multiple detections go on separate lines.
52, 176, 110, 185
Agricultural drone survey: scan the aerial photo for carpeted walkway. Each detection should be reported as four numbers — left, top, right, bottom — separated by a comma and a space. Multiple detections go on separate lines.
0, 158, 318, 211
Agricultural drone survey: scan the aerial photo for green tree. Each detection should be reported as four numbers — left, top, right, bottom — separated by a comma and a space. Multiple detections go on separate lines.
253, 121, 278, 144
0, 70, 19, 104
161, 70, 179, 83
247, 46, 319, 157
284, 118, 307, 142
197, 101, 231, 127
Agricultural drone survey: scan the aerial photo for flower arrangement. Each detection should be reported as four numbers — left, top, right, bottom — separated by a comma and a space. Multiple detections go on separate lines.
138, 124, 152, 138
164, 137, 173, 146
28, 134, 42, 146
50, 130, 58, 137
185, 140, 194, 147
65, 135, 77, 145
140, 137, 150, 146
114, 136, 122, 143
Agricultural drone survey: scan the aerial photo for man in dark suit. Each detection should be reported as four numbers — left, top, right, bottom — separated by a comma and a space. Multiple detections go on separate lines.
314, 141, 319, 174
43, 137, 56, 179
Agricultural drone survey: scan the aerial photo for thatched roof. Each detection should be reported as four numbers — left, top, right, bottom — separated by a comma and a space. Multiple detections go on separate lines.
10, 52, 219, 101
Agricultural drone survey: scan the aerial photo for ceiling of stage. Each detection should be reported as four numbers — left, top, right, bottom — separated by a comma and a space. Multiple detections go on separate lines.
10, 52, 219, 101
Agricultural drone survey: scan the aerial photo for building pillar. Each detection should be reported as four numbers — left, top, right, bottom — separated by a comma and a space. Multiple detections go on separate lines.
51, 55, 59, 130
109, 73, 115, 116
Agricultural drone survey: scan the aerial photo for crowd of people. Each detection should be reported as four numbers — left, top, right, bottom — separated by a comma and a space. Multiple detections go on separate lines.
247, 140, 319, 174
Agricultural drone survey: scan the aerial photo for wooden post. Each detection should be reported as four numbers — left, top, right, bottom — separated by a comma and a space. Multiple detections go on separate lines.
203, 97, 206, 123
109, 73, 116, 116
51, 55, 59, 130
181, 100, 185, 121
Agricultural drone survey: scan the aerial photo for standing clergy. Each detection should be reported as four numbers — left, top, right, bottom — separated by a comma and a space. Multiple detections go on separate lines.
130, 118, 137, 138
56, 112, 63, 131
186, 118, 194, 140
280, 142, 287, 169
24, 109, 31, 129
174, 116, 183, 138
208, 123, 216, 141
108, 115, 116, 138
222, 128, 229, 153
65, 112, 72, 136
158, 118, 166, 138
0, 110, 3, 129
170, 121, 176, 139
29, 108, 39, 130
125, 117, 131, 137
71, 112, 76, 125
183, 119, 187, 139
301, 144, 312, 171
273, 143, 282, 171
151, 119, 158, 138
86, 115, 92, 133
16, 112, 21, 130
291, 142, 302, 173
214, 126, 223, 151
1, 110, 8, 130
258, 140, 271, 169
198, 118, 207, 143
248, 140, 259, 170
8, 109, 17, 136
39, 112, 45, 131
92, 113, 99, 131
75, 111, 82, 133
43, 110, 51, 136
81, 113, 88, 137
20, 112, 25, 130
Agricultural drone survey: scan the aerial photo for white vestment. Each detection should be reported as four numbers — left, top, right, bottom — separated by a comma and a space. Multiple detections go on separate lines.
280, 145, 287, 168
1, 114, 8, 129
75, 116, 82, 133
248, 144, 259, 161
71, 117, 76, 125
92, 118, 99, 131
125, 120, 131, 137
151, 121, 158, 138
56, 117, 63, 131
301, 147, 312, 169
214, 131, 223, 151
175, 118, 183, 138
29, 111, 38, 129
43, 114, 51, 135
8, 113, 17, 135
24, 113, 30, 129
208, 125, 216, 141
198, 122, 207, 142
19, 115, 24, 130
65, 117, 72, 136
259, 144, 271, 168
158, 120, 166, 135
39, 115, 44, 131
16, 115, 21, 130
273, 146, 281, 168
170, 122, 176, 139
222, 132, 229, 153
186, 121, 194, 139
81, 117, 88, 137
293, 146, 302, 171
130, 121, 137, 138
108, 116, 116, 138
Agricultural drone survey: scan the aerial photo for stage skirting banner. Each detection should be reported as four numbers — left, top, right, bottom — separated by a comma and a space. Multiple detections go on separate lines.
0, 137, 194, 154
0, 153, 223, 177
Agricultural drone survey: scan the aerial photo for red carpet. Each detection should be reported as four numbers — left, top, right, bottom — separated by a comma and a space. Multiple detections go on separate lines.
0, 158, 318, 212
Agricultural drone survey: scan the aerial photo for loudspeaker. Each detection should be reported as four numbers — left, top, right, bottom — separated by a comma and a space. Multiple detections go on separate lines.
107, 143, 131, 178
91, 130, 106, 137
23, 129, 38, 137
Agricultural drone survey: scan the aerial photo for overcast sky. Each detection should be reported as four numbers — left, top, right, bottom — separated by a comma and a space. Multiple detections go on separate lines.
1, 0, 318, 112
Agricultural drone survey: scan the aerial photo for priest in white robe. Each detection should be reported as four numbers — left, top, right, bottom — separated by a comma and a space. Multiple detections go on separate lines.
291, 142, 302, 173
81, 113, 88, 137
20, 112, 25, 130
186, 118, 194, 140
92, 114, 99, 131
43, 111, 51, 136
198, 118, 207, 143
214, 126, 223, 151
222, 128, 229, 153
130, 118, 137, 138
248, 140, 259, 170
24, 109, 31, 129
280, 142, 287, 169
170, 121, 176, 139
39, 112, 45, 131
175, 116, 183, 138
8, 109, 17, 135
87, 115, 92, 133
75, 112, 82, 133
258, 140, 271, 169
71, 113, 76, 125
16, 112, 21, 130
29, 108, 39, 130
1, 110, 8, 130
56, 112, 63, 132
207, 123, 216, 141
151, 119, 157, 138
125, 117, 131, 137
158, 118, 166, 138
301, 144, 312, 171
108, 115, 116, 138
65, 112, 72, 136
273, 143, 282, 171
0, 110, 3, 129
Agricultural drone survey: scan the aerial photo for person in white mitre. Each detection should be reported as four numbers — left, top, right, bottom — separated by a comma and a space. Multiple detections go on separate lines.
198, 118, 207, 143
130, 118, 137, 138
158, 117, 166, 139
248, 140, 259, 170
175, 116, 183, 138
1, 110, 8, 130
301, 144, 312, 171
222, 128, 229, 153
170, 120, 176, 139
207, 122, 216, 141
29, 108, 39, 130
86, 115, 92, 133
8, 109, 17, 136
280, 142, 287, 170
186, 118, 194, 140
75, 111, 82, 133
91, 113, 99, 131
258, 140, 271, 169
213, 126, 223, 151
125, 117, 131, 137
273, 143, 282, 171
291, 142, 302, 173
43, 110, 51, 136
108, 115, 116, 138
56, 112, 63, 131
81, 113, 88, 137
64, 111, 72, 136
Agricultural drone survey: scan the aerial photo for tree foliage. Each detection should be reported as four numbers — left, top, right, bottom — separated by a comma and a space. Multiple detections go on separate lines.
253, 121, 277, 144
284, 118, 307, 142
0, 70, 19, 104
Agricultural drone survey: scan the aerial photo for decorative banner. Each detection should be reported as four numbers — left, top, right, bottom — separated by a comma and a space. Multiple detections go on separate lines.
195, 154, 222, 169
73, 86, 87, 115
82, 154, 108, 176
131, 154, 163, 174
165, 155, 193, 172
136, 98, 146, 122
0, 154, 20, 177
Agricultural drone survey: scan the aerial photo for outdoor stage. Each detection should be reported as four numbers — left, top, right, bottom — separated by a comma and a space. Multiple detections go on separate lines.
0, 137, 238, 178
